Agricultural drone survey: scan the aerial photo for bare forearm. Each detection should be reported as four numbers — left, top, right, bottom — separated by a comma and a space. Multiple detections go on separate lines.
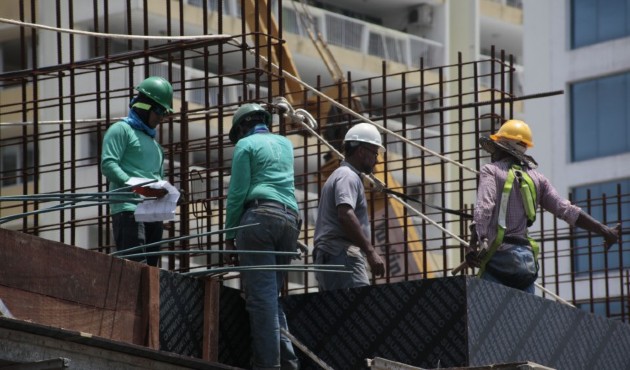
575, 211, 620, 249
339, 212, 374, 254
337, 204, 385, 277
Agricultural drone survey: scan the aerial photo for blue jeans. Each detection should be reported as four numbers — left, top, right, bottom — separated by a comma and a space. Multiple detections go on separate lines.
236, 205, 300, 370
112, 211, 163, 266
313, 249, 370, 291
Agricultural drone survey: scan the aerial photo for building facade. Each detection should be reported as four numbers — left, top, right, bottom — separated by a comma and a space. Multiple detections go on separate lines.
524, 0, 630, 318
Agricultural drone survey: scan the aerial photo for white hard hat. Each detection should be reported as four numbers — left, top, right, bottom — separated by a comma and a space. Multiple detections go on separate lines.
343, 123, 386, 152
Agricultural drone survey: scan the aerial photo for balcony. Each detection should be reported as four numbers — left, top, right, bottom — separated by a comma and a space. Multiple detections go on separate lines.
185, 0, 444, 69
485, 0, 523, 9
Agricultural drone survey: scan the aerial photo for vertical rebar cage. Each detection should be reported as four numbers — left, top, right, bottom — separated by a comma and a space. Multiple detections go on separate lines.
0, 0, 626, 320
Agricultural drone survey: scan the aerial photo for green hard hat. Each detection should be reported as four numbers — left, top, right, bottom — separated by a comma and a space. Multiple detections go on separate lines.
135, 76, 174, 113
229, 103, 271, 144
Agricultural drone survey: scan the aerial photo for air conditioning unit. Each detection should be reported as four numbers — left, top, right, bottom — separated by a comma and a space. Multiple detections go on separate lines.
408, 4, 433, 28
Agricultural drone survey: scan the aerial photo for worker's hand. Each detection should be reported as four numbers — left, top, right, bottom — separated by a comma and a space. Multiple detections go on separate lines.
465, 228, 479, 255
465, 251, 482, 268
463, 234, 486, 269
224, 239, 239, 265
366, 249, 385, 278
603, 223, 621, 250
133, 186, 168, 199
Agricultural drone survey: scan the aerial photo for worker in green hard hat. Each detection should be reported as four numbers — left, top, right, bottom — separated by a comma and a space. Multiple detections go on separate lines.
224, 102, 301, 370
101, 76, 175, 267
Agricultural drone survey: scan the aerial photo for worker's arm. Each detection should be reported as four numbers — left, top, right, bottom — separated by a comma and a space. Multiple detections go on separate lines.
337, 204, 385, 277
574, 212, 620, 250
101, 123, 131, 184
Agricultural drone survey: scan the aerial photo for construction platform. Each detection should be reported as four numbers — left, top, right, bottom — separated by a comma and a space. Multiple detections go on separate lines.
1, 228, 630, 370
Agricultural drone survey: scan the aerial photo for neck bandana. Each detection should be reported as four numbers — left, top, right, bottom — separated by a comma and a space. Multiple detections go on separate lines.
123, 109, 156, 138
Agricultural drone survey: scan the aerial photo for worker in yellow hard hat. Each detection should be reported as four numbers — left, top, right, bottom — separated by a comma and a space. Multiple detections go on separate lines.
466, 119, 620, 293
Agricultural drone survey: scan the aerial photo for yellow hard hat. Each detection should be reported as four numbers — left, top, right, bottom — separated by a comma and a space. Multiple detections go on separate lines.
490, 119, 534, 148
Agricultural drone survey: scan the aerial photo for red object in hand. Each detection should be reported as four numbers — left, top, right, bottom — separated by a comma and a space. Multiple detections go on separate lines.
133, 186, 168, 198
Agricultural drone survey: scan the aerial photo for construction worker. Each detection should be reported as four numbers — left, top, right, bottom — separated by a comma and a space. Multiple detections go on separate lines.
223, 103, 300, 370
313, 123, 386, 291
101, 76, 174, 267
467, 119, 620, 293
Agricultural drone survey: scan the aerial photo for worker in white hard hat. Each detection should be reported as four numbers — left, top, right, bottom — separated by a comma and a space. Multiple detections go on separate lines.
467, 119, 620, 293
313, 122, 386, 291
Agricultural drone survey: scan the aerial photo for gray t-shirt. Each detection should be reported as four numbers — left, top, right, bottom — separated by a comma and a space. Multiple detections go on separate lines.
314, 161, 370, 257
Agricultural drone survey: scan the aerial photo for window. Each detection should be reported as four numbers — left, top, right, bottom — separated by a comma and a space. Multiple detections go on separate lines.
325, 14, 364, 52
570, 71, 630, 162
571, 179, 630, 273
0, 140, 34, 186
1, 38, 33, 72
571, 0, 630, 49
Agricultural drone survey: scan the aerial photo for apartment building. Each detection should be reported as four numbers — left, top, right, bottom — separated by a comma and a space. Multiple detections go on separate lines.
523, 1, 630, 318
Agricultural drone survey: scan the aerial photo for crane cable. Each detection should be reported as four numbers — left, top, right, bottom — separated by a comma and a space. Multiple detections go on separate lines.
274, 97, 469, 246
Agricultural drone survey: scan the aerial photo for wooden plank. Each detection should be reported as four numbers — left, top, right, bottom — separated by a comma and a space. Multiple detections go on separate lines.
140, 266, 160, 349
0, 285, 139, 343
0, 228, 151, 346
0, 228, 144, 310
202, 278, 220, 361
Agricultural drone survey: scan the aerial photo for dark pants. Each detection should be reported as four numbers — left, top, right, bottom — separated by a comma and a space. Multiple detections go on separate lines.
112, 211, 163, 266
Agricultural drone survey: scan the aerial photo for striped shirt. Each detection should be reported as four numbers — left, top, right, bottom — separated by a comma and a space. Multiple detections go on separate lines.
474, 158, 581, 250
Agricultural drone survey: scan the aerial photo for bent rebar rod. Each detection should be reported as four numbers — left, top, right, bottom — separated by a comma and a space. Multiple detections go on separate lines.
110, 223, 260, 256
0, 192, 140, 202
183, 264, 351, 277
0, 181, 159, 224
120, 248, 301, 260
0, 200, 148, 225
281, 328, 335, 370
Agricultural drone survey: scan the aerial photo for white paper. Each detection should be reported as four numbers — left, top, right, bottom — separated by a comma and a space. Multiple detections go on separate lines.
127, 177, 180, 222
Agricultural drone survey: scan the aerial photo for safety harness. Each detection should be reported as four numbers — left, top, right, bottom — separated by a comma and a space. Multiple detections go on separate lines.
478, 163, 539, 276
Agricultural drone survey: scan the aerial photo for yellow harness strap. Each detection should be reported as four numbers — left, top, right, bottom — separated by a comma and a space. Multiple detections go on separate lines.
478, 164, 539, 276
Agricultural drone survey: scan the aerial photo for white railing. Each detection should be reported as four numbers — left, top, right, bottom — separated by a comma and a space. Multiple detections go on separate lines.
186, 0, 444, 68
186, 0, 242, 17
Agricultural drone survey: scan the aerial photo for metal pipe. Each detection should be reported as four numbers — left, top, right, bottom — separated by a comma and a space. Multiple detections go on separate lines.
110, 223, 260, 256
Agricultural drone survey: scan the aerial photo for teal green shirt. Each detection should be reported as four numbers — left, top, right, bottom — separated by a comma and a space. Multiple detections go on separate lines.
101, 121, 164, 214
225, 132, 298, 239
